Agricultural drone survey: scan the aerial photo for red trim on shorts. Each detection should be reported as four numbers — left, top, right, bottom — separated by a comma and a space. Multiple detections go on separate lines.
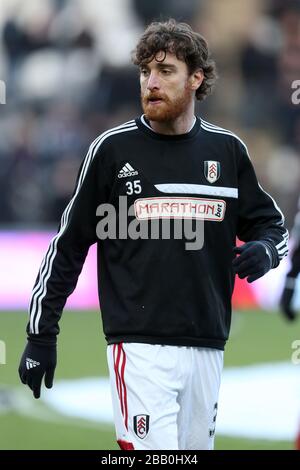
113, 343, 129, 431
114, 344, 124, 416
117, 439, 134, 450
120, 343, 128, 431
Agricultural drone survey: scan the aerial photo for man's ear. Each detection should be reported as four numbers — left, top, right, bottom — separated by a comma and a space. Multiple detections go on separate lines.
190, 69, 204, 91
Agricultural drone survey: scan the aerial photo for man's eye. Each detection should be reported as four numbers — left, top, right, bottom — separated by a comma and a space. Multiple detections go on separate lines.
161, 69, 171, 75
141, 69, 149, 76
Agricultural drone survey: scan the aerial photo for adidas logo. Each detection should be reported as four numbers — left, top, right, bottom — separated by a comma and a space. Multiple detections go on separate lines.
26, 358, 40, 370
118, 163, 138, 178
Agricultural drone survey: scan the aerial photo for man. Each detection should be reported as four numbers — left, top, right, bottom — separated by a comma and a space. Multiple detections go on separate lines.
19, 19, 288, 450
280, 197, 300, 321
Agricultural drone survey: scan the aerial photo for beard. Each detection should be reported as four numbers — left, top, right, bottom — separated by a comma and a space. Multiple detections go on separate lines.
141, 84, 193, 122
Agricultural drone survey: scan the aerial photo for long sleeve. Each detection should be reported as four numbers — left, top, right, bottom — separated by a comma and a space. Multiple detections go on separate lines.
27, 137, 109, 343
236, 139, 289, 265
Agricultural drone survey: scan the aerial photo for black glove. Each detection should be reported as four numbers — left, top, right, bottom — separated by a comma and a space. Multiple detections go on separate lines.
280, 277, 297, 321
18, 341, 57, 399
232, 241, 274, 283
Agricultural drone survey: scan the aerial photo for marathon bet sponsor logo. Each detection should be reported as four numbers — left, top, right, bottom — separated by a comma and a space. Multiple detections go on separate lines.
118, 163, 138, 178
134, 197, 226, 221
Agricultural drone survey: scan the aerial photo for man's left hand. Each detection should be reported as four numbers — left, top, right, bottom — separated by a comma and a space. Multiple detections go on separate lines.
232, 241, 272, 283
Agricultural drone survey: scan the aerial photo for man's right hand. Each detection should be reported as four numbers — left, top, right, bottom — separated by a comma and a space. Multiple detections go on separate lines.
18, 342, 57, 398
280, 277, 297, 321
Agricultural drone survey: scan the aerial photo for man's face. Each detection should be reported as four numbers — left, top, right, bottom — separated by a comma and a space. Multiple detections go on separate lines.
140, 51, 195, 122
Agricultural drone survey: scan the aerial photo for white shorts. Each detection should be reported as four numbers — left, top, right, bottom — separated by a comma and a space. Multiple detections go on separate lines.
107, 343, 223, 450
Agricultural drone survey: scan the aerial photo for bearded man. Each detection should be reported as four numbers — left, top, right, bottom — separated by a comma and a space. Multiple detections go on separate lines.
19, 19, 288, 450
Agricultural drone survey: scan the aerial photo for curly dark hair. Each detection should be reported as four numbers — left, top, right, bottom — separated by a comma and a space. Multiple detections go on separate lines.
132, 19, 217, 101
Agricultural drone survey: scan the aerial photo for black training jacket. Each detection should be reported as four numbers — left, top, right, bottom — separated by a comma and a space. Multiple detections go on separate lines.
27, 116, 288, 350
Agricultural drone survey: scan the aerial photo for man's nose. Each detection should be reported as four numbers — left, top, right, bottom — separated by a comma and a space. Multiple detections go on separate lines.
147, 72, 160, 91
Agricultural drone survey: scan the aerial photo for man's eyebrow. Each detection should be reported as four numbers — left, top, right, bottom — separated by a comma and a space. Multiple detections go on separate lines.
140, 63, 178, 70
156, 63, 177, 70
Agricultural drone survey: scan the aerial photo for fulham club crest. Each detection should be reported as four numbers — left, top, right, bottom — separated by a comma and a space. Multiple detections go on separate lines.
133, 414, 150, 439
204, 161, 220, 184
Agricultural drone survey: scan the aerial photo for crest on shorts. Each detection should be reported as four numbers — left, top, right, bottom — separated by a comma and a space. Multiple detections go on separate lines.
133, 414, 150, 439
204, 161, 220, 183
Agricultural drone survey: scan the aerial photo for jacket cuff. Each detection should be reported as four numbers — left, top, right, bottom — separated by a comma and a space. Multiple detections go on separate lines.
260, 240, 279, 269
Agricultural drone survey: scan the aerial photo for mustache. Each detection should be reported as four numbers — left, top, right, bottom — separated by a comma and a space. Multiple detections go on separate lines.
143, 93, 168, 102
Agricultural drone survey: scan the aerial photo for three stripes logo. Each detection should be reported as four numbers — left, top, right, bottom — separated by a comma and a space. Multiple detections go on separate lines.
118, 163, 138, 178
26, 358, 40, 370
209, 402, 218, 438
133, 414, 150, 439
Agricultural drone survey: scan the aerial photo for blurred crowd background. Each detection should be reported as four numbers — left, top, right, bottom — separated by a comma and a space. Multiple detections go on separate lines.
0, 0, 299, 228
